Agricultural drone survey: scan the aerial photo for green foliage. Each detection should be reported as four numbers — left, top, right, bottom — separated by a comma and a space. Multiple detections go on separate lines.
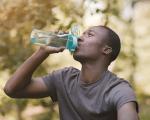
0, 0, 84, 73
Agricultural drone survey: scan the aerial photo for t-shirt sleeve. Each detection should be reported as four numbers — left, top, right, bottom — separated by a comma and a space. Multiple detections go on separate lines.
42, 69, 63, 102
110, 82, 139, 112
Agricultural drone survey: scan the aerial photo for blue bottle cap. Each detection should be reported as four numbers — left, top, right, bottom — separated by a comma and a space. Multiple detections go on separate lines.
66, 34, 78, 52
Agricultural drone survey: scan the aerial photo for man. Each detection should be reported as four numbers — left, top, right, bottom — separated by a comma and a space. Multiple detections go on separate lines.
4, 26, 139, 120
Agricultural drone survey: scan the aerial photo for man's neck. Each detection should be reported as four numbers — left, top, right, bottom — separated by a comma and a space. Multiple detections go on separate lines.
80, 61, 108, 84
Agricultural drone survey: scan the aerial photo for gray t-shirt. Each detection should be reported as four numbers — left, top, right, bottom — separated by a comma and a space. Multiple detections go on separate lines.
43, 67, 138, 120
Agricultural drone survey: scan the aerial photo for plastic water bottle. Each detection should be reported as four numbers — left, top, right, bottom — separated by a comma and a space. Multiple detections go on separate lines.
30, 25, 80, 52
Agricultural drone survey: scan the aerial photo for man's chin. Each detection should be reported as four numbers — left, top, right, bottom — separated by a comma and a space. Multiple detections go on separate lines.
73, 54, 79, 61
73, 54, 85, 63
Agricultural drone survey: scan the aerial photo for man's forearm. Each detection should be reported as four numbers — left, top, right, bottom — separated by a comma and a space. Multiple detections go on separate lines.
4, 47, 49, 95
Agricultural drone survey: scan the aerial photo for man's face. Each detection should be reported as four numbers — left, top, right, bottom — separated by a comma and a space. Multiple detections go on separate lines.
73, 26, 108, 62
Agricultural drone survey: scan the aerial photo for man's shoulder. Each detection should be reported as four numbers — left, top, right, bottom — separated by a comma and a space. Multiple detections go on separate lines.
51, 66, 80, 79
60, 66, 80, 74
104, 71, 137, 110
106, 70, 131, 86
104, 70, 133, 93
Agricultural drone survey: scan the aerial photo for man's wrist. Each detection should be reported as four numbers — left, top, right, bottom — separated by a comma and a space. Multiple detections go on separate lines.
38, 46, 51, 56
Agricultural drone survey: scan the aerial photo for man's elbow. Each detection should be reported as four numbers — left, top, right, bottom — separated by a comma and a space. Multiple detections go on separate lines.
3, 85, 17, 98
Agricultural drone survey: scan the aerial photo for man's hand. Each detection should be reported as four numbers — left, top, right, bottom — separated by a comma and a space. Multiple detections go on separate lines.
39, 45, 65, 54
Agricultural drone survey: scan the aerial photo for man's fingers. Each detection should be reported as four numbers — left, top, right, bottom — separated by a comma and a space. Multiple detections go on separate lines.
59, 47, 66, 52
46, 46, 65, 53
39, 43, 65, 54
54, 47, 65, 53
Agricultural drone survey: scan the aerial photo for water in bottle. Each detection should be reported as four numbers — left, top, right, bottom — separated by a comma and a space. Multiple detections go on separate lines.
30, 25, 80, 52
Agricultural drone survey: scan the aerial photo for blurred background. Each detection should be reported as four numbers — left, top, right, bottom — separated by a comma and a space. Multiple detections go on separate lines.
0, 0, 150, 120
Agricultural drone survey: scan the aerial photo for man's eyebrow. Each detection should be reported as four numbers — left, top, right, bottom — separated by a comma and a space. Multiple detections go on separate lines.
88, 29, 96, 33
83, 28, 96, 34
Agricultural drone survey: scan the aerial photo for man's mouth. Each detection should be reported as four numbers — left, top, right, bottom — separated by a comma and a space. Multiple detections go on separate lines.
75, 38, 82, 51
77, 42, 81, 48
75, 46, 79, 51
75, 43, 80, 52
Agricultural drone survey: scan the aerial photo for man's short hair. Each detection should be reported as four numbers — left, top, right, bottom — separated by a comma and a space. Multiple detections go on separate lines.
99, 26, 121, 62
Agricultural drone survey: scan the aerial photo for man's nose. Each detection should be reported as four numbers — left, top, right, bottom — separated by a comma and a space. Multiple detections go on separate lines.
77, 35, 84, 42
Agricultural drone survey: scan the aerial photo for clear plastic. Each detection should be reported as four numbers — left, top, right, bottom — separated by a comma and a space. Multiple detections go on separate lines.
30, 25, 80, 52
30, 29, 68, 47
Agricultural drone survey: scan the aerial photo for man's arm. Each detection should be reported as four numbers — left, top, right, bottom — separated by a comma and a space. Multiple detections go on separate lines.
3, 46, 65, 98
117, 102, 139, 120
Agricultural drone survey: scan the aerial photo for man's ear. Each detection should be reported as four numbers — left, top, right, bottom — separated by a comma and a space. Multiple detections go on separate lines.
103, 45, 112, 55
